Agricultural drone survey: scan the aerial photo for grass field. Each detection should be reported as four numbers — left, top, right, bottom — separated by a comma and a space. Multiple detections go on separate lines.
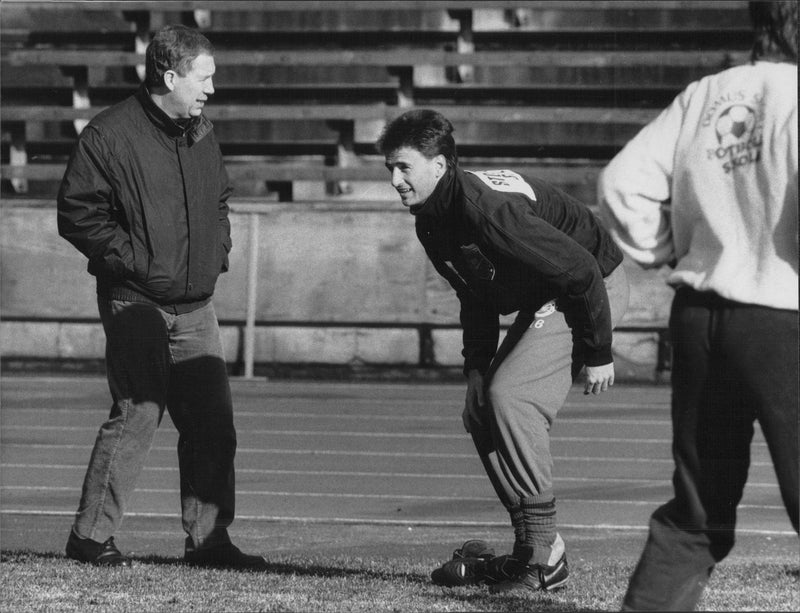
1, 520, 798, 612
1, 543, 797, 612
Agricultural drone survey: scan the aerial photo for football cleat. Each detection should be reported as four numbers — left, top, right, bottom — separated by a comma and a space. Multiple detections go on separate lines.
489, 533, 569, 593
484, 554, 529, 585
489, 552, 569, 593
430, 539, 496, 587
453, 539, 495, 560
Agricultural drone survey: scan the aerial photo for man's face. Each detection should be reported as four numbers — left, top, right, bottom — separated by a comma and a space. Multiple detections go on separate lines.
384, 147, 446, 208
163, 53, 216, 119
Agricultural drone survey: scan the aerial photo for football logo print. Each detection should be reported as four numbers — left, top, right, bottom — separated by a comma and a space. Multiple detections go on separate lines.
535, 300, 557, 318
715, 104, 756, 146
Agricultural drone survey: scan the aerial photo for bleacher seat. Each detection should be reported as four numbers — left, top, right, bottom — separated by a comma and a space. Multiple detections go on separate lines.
0, 0, 753, 378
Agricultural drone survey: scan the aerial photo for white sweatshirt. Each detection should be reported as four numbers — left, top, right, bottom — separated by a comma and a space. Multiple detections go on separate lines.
599, 61, 798, 310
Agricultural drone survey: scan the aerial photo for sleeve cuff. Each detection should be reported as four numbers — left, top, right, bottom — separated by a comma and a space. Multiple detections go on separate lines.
584, 344, 614, 367
463, 357, 491, 378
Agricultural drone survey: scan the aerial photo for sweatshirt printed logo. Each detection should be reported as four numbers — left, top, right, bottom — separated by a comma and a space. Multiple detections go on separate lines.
466, 169, 537, 201
704, 91, 765, 174
534, 300, 557, 318
532, 300, 557, 328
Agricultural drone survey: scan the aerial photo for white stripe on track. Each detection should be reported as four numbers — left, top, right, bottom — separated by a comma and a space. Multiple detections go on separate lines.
561, 499, 787, 510
1, 428, 770, 448
0, 443, 774, 463
1, 375, 669, 395
2, 468, 781, 488
246, 414, 674, 426
2, 410, 674, 425
1, 401, 673, 411
0, 465, 658, 485
0, 400, 672, 411
0, 509, 792, 536
0, 425, 686, 444
0, 486, 785, 509
1, 485, 494, 501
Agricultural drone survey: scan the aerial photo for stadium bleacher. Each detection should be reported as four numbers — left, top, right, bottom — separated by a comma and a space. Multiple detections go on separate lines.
0, 0, 753, 379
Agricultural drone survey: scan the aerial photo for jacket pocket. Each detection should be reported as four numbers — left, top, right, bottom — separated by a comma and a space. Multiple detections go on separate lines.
460, 243, 496, 281
128, 222, 152, 283
219, 225, 230, 273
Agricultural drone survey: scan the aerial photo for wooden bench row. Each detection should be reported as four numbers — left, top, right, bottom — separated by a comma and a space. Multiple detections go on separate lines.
5, 49, 750, 69
1, 1, 751, 198
1, 102, 648, 198
0, 160, 603, 184
3, 1, 747, 11
2, 49, 748, 101
2, 103, 660, 124
3, 0, 749, 32
1, 49, 748, 96
1, 160, 606, 205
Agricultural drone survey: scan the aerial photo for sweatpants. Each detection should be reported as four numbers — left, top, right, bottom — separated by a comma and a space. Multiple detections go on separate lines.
468, 264, 629, 560
622, 287, 799, 611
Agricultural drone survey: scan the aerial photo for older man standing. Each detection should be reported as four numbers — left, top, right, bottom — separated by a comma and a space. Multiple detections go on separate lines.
57, 24, 266, 570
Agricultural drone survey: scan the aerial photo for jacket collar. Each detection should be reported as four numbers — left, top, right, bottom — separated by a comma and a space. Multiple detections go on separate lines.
410, 165, 460, 220
135, 84, 213, 144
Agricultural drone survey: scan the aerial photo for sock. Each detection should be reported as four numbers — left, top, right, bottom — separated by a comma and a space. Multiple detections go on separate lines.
509, 506, 531, 561
521, 496, 557, 565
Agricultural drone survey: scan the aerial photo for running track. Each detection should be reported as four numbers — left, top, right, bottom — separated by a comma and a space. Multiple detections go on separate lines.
1, 376, 794, 546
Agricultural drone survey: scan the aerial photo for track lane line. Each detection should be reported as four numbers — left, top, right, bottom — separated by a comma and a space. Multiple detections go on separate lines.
0, 509, 792, 536
0, 444, 775, 464
0, 486, 786, 509
3, 425, 771, 446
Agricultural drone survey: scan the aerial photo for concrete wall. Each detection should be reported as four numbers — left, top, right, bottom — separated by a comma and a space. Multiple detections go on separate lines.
0, 201, 674, 380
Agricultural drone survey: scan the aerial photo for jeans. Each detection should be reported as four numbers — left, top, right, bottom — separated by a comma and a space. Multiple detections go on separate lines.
73, 298, 237, 551
622, 287, 799, 611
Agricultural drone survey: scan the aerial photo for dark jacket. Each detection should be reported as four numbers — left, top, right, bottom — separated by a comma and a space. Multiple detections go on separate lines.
57, 85, 232, 310
414, 167, 623, 374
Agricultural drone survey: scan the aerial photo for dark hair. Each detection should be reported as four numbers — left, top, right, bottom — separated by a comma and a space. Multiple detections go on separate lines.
145, 25, 215, 88
377, 109, 458, 167
750, 1, 798, 63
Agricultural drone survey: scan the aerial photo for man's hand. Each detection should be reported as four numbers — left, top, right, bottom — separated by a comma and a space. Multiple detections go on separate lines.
463, 369, 486, 433
584, 362, 615, 395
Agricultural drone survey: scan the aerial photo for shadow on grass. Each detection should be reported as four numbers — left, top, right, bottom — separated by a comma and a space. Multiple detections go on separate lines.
1, 550, 64, 563
2, 550, 613, 611
1, 549, 430, 583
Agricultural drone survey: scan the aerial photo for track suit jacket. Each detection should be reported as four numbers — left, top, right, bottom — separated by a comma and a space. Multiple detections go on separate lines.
57, 84, 233, 310
414, 166, 623, 375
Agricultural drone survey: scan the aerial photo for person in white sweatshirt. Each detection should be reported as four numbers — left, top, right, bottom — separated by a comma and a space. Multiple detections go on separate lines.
598, 2, 797, 610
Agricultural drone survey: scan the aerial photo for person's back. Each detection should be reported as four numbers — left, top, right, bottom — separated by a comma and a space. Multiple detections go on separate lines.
601, 60, 797, 309
672, 62, 796, 306
599, 2, 798, 610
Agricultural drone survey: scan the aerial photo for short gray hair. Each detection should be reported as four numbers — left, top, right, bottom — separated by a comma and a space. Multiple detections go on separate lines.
145, 25, 214, 88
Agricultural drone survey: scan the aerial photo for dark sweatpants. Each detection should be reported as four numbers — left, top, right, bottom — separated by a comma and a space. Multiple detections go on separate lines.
622, 287, 799, 611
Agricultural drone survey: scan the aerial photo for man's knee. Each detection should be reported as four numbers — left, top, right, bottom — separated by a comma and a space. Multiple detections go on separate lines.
487, 378, 516, 419
488, 378, 559, 432
488, 381, 542, 437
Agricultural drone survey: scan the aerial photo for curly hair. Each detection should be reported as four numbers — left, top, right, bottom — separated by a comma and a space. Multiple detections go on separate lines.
145, 25, 215, 88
